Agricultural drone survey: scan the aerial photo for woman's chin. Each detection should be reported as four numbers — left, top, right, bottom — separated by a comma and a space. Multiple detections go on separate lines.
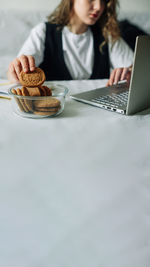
86, 17, 98, 25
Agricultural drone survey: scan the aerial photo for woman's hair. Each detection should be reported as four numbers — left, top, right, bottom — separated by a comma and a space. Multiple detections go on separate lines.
99, 0, 120, 44
48, 0, 120, 44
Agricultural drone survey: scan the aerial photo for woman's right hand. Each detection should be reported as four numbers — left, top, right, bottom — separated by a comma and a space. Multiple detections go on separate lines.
106, 66, 132, 87
7, 55, 36, 83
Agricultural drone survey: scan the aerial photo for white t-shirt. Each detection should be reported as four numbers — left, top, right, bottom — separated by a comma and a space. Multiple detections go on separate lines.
18, 22, 134, 80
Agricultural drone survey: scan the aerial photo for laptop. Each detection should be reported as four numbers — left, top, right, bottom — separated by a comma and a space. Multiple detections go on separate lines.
70, 35, 150, 115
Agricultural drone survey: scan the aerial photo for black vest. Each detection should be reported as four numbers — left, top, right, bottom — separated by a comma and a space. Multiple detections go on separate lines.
39, 23, 110, 81
119, 20, 147, 51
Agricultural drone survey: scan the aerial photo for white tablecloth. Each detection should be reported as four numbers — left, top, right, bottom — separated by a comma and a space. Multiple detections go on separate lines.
0, 79, 150, 267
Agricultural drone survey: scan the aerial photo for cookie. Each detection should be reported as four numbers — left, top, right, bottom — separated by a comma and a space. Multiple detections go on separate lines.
19, 67, 46, 87
35, 106, 61, 112
22, 87, 33, 112
33, 110, 58, 116
40, 85, 52, 96
12, 89, 17, 95
34, 97, 61, 109
39, 86, 47, 96
12, 88, 24, 112
15, 88, 29, 112
26, 87, 41, 96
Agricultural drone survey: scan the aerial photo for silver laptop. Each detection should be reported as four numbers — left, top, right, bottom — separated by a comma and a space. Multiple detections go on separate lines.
71, 35, 150, 115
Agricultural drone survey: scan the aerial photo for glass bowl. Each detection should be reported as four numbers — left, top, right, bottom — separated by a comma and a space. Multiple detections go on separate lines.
9, 83, 68, 119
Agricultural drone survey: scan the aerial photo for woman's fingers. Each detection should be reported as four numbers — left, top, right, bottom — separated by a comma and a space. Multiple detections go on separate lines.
107, 68, 122, 86
7, 55, 36, 83
16, 55, 35, 73
120, 67, 129, 81
27, 55, 35, 71
114, 68, 124, 84
8, 62, 20, 83
19, 55, 30, 72
107, 66, 132, 87
13, 58, 22, 78
106, 70, 113, 86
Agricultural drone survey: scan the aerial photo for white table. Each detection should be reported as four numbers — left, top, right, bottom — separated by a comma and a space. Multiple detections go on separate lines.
0, 79, 150, 267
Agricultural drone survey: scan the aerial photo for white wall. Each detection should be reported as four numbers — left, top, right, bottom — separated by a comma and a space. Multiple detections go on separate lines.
0, 0, 60, 11
119, 0, 150, 13
0, 0, 150, 13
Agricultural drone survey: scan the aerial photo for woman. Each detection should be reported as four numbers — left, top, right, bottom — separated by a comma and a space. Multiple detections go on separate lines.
7, 0, 133, 85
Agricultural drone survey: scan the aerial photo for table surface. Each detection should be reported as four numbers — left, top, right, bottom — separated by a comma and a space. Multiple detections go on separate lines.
0, 79, 150, 267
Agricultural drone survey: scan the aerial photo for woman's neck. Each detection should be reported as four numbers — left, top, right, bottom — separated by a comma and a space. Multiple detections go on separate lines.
68, 16, 88, 34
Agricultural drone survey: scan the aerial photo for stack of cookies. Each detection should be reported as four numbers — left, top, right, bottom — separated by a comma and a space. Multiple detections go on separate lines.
11, 67, 61, 116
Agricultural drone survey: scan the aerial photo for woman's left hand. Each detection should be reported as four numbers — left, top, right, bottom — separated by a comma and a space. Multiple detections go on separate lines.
106, 66, 132, 86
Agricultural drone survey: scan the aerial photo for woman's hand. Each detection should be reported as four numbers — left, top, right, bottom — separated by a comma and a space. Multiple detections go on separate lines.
7, 55, 36, 83
106, 66, 132, 87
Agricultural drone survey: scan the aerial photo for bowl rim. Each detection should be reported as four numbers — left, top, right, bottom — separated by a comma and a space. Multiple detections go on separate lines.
8, 83, 69, 100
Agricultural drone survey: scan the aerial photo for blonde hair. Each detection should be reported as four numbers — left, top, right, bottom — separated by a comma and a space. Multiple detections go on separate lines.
48, 0, 120, 44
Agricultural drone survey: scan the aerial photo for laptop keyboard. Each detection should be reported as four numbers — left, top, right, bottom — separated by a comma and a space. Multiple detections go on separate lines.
91, 84, 129, 108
